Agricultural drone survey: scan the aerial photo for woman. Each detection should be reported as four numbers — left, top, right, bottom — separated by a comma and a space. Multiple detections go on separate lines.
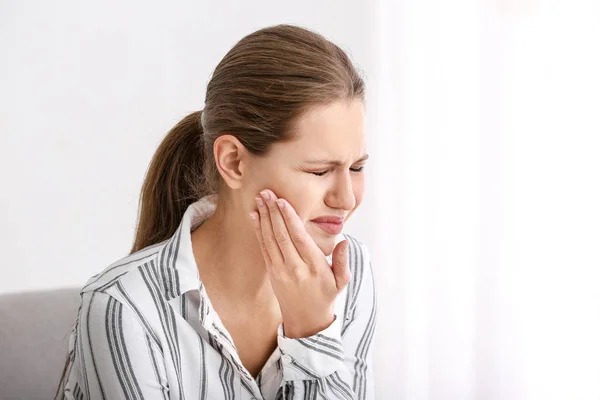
59, 24, 377, 400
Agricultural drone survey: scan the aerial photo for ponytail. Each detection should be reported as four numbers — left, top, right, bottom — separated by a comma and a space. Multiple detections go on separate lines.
130, 110, 207, 254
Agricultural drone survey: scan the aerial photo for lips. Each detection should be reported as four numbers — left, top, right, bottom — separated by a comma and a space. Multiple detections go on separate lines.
311, 216, 345, 235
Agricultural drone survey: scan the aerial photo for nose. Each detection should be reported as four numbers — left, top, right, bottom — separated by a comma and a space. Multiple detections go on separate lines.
325, 170, 356, 211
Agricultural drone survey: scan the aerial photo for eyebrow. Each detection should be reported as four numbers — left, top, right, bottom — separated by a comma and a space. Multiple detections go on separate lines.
304, 154, 370, 166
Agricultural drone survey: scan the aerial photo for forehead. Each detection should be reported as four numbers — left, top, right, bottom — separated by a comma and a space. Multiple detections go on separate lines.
276, 99, 366, 159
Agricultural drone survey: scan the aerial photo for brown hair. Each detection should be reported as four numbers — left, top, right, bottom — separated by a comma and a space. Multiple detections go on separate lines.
56, 24, 364, 398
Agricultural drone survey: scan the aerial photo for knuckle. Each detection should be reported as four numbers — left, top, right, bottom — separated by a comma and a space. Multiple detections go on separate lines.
344, 272, 353, 284
291, 234, 306, 246
338, 277, 351, 290
274, 231, 289, 243
263, 236, 276, 249
288, 267, 310, 281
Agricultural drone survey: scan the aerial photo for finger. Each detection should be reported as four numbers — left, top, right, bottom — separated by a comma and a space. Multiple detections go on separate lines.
331, 240, 352, 291
262, 190, 304, 265
276, 198, 322, 264
249, 211, 272, 266
256, 193, 284, 265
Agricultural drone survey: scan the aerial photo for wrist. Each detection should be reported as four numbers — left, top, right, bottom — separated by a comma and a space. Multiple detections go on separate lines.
282, 312, 336, 339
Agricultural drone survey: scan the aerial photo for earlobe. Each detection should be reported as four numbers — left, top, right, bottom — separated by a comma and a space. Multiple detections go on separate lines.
213, 135, 246, 190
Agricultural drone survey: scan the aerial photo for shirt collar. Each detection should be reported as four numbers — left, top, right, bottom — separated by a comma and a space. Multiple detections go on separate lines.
157, 194, 218, 326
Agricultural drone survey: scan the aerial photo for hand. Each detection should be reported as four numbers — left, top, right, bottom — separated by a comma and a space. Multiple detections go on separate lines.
249, 189, 351, 339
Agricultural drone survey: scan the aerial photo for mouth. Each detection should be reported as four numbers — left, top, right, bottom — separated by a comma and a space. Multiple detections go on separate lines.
310, 217, 344, 235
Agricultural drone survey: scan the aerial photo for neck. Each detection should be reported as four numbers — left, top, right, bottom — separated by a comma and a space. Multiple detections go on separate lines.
190, 195, 275, 305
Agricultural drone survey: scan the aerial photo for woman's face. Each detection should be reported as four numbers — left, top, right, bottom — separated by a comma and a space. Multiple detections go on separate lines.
244, 99, 367, 256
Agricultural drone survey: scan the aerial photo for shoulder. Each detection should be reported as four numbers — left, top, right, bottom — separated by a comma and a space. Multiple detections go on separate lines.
73, 242, 171, 346
79, 240, 167, 296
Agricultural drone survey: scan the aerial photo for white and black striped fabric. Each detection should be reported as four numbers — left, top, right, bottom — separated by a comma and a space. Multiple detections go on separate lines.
62, 195, 377, 399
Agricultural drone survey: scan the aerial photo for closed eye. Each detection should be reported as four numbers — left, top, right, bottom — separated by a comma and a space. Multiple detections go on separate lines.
310, 166, 365, 176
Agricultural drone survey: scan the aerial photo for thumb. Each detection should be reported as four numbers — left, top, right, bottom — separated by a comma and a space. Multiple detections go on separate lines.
331, 240, 351, 291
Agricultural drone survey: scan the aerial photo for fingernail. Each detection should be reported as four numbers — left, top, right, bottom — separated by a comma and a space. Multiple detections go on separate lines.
276, 199, 285, 209
255, 197, 264, 207
260, 190, 270, 200
249, 212, 257, 221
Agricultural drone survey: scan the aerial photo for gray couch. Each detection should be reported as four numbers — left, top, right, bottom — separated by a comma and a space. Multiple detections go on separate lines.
0, 288, 80, 400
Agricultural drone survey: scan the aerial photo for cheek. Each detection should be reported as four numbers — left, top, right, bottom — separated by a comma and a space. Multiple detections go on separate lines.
259, 173, 317, 222
280, 186, 319, 223
247, 163, 293, 196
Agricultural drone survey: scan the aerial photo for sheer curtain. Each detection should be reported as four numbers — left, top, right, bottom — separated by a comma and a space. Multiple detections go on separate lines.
364, 0, 600, 398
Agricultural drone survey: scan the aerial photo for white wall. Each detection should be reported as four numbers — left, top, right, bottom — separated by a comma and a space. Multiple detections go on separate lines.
0, 0, 376, 294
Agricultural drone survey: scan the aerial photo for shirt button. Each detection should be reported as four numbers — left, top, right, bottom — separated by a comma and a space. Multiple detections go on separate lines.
281, 354, 292, 364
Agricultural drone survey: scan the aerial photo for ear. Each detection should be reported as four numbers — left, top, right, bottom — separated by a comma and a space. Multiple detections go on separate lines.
213, 134, 248, 190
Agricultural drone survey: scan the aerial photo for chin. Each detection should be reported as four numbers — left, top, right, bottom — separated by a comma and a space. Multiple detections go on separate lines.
306, 223, 338, 256
313, 236, 337, 257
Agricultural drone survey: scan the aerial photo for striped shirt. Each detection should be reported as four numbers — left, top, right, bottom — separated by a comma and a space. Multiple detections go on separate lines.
62, 195, 377, 399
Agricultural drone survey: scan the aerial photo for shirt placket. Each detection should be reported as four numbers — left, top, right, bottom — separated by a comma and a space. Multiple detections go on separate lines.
199, 288, 264, 400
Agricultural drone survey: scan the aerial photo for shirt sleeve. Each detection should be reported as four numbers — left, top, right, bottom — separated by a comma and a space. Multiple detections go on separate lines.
276, 238, 377, 399
63, 291, 169, 400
